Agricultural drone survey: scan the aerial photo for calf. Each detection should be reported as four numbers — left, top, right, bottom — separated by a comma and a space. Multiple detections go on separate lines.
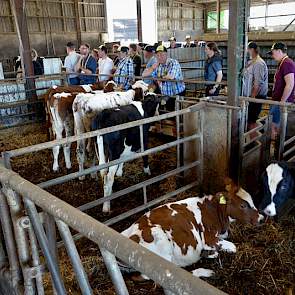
73, 80, 149, 180
44, 81, 116, 172
92, 93, 162, 212
121, 178, 263, 279
260, 161, 295, 216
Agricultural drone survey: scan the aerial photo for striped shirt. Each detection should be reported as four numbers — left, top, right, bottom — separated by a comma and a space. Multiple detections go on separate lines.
152, 58, 185, 96
114, 57, 134, 90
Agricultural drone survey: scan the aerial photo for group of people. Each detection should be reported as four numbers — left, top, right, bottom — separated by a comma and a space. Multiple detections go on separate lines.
63, 38, 295, 139
242, 41, 295, 139
63, 41, 186, 98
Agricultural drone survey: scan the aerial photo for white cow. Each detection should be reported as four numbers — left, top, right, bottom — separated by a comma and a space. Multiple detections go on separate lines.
72, 80, 149, 180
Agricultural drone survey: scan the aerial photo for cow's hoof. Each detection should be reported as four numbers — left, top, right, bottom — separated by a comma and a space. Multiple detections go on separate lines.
102, 202, 111, 213
192, 268, 214, 278
116, 170, 123, 177
90, 172, 98, 179
53, 167, 60, 173
218, 240, 237, 253
143, 167, 151, 175
131, 274, 149, 282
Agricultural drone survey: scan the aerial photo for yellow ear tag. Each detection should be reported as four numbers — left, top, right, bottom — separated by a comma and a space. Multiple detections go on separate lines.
219, 194, 227, 205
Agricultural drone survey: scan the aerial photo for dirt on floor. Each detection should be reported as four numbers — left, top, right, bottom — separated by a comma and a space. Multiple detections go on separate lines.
0, 123, 294, 295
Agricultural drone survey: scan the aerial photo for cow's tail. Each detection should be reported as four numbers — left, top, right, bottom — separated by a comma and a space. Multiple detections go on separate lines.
117, 260, 136, 273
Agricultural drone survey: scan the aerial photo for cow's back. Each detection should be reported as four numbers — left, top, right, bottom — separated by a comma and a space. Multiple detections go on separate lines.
121, 198, 204, 267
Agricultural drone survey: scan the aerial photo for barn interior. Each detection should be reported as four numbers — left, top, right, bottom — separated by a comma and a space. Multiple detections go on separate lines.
0, 0, 295, 295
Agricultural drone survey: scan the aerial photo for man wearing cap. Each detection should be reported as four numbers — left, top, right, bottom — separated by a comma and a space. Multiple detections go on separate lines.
142, 45, 157, 85
168, 37, 179, 49
75, 43, 97, 84
183, 35, 196, 48
64, 42, 81, 85
113, 46, 134, 90
129, 43, 142, 77
97, 45, 113, 82
144, 45, 185, 108
268, 42, 295, 138
242, 42, 268, 132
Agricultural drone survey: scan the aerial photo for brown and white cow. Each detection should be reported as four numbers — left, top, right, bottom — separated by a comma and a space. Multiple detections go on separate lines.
121, 179, 263, 279
43, 81, 117, 172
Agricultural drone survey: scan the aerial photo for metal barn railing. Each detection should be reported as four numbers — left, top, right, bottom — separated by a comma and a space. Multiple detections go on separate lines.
0, 164, 225, 295
0, 101, 215, 294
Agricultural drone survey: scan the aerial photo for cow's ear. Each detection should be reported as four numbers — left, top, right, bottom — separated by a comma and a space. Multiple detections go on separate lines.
224, 177, 239, 193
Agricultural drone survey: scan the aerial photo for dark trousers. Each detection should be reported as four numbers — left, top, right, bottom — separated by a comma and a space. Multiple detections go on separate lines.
69, 77, 80, 85
248, 95, 266, 124
205, 85, 220, 96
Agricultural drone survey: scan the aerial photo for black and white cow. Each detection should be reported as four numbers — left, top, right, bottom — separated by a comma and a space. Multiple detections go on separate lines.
260, 161, 295, 216
92, 93, 162, 212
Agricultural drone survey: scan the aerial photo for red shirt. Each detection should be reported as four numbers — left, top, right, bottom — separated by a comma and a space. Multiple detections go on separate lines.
272, 57, 295, 103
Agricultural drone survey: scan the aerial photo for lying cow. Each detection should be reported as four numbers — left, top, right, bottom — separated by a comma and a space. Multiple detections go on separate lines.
260, 161, 295, 216
121, 178, 263, 279
73, 80, 149, 180
44, 81, 117, 172
91, 93, 162, 213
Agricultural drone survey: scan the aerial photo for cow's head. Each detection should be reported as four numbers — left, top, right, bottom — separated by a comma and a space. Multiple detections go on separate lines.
223, 178, 263, 225
132, 80, 149, 101
103, 81, 117, 93
92, 81, 105, 91
142, 93, 162, 117
259, 162, 295, 217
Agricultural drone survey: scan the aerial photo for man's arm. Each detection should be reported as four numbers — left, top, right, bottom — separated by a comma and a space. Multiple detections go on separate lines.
142, 62, 158, 77
74, 56, 83, 73
281, 73, 294, 102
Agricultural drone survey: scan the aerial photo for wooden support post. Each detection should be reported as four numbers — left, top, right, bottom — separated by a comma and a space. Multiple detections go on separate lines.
136, 0, 143, 42
227, 0, 250, 183
74, 0, 82, 46
216, 0, 221, 33
10, 0, 36, 101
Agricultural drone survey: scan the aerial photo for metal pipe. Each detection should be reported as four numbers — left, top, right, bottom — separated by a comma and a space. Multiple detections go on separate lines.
104, 182, 198, 227
238, 102, 247, 185
239, 96, 295, 110
6, 102, 206, 158
2, 187, 34, 294
27, 222, 44, 295
38, 134, 200, 189
23, 198, 66, 295
199, 109, 204, 186
56, 220, 92, 295
278, 106, 288, 161
78, 160, 200, 212
284, 135, 295, 147
100, 248, 128, 295
0, 167, 225, 295
0, 191, 22, 288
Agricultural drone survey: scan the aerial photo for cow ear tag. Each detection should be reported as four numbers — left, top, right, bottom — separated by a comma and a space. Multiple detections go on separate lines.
219, 194, 227, 205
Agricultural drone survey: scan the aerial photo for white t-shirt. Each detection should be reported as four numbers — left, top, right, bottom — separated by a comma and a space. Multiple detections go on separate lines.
98, 56, 114, 81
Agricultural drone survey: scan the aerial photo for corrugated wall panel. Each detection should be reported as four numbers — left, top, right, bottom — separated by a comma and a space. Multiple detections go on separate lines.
157, 0, 204, 42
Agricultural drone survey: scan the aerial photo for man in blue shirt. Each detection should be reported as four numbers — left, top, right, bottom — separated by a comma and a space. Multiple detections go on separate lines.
75, 43, 97, 84
113, 46, 134, 90
142, 45, 157, 85
143, 45, 185, 110
151, 45, 185, 96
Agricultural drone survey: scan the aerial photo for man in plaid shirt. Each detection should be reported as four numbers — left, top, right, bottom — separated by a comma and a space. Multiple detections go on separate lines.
113, 46, 134, 90
145, 45, 185, 97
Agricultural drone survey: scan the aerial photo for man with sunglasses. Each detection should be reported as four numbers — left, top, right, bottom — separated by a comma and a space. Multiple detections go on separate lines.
268, 42, 295, 139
